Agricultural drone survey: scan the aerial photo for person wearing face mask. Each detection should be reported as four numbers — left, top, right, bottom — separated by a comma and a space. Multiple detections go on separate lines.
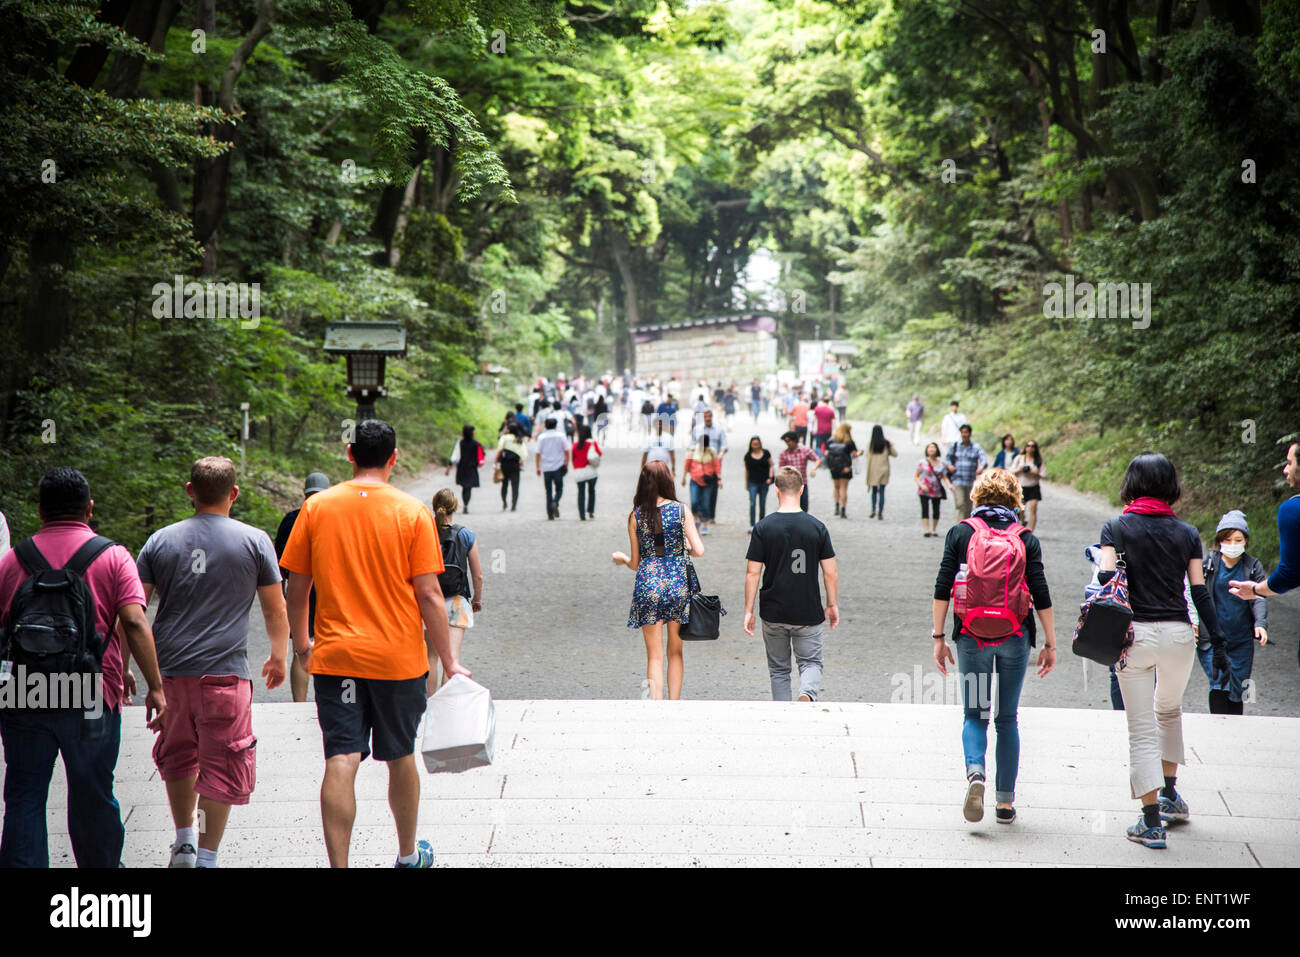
1195, 511, 1268, 714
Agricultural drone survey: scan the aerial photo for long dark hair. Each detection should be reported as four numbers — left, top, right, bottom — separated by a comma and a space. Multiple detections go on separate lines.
633, 460, 678, 536
870, 425, 889, 454
459, 424, 477, 462
1022, 439, 1042, 467
576, 423, 592, 446
748, 435, 764, 456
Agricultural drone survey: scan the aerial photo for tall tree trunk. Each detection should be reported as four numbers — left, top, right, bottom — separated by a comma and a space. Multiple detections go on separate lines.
63, 0, 132, 88
371, 133, 428, 264
106, 0, 179, 99
193, 0, 276, 275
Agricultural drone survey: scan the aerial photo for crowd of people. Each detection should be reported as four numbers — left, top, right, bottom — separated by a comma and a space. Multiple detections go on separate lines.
0, 371, 1296, 866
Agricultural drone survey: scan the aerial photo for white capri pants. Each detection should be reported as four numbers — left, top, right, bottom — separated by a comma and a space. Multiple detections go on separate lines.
1115, 619, 1197, 799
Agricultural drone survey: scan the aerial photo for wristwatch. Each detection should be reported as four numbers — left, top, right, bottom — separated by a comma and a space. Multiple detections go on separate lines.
293, 641, 313, 660
931, 631, 946, 639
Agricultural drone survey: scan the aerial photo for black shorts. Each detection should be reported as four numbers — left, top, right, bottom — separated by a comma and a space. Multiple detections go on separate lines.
314, 673, 428, 762
1022, 484, 1042, 501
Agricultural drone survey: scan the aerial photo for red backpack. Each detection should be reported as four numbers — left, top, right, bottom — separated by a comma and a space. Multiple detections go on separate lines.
955, 516, 1032, 645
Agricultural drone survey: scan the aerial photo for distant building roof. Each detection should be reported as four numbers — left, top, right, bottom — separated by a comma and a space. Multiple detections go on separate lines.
634, 314, 776, 343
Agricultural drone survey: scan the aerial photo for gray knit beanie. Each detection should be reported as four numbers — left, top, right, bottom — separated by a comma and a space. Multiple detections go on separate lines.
1215, 509, 1249, 538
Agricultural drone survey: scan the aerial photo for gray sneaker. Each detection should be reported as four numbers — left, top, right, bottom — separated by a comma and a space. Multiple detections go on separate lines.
1158, 792, 1190, 823
169, 842, 197, 868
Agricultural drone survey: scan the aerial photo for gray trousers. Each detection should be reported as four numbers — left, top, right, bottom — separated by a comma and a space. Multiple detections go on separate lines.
761, 621, 824, 701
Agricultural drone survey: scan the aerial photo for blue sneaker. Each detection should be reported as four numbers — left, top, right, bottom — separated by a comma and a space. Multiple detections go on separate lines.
1158, 792, 1189, 823
395, 840, 435, 868
1126, 818, 1167, 849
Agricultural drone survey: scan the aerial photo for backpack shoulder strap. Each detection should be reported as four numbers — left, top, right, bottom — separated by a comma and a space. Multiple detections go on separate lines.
962, 516, 986, 532
13, 537, 52, 575
64, 535, 116, 577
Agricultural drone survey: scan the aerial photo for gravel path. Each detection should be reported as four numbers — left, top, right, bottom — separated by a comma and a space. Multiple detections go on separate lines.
227, 411, 1299, 713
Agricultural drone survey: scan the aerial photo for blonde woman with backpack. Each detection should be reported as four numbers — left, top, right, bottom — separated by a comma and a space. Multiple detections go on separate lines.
431, 488, 483, 690
931, 469, 1056, 826
824, 423, 859, 519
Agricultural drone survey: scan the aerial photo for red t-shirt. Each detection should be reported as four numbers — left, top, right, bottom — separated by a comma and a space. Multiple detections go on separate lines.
572, 440, 602, 469
0, 521, 146, 712
812, 405, 836, 433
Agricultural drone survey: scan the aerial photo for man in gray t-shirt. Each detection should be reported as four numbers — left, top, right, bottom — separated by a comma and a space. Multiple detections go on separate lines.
133, 456, 289, 869
138, 512, 283, 678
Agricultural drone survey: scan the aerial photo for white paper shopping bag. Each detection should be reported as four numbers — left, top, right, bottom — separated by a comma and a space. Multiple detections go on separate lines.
420, 674, 495, 773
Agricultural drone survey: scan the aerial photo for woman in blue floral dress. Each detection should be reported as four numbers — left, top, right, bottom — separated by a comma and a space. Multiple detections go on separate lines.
613, 460, 705, 699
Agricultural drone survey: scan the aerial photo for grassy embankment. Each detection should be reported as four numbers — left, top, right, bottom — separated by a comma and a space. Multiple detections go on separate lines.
846, 315, 1289, 564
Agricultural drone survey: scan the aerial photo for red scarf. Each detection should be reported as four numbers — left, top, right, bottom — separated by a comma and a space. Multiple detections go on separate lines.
1123, 496, 1175, 516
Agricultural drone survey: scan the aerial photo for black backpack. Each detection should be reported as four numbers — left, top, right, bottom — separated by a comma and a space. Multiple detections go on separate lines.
825, 441, 851, 473
437, 524, 472, 599
2, 536, 115, 689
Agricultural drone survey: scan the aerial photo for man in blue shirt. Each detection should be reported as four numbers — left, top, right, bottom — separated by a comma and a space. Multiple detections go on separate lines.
656, 395, 679, 435
513, 403, 532, 436
1230, 439, 1300, 666
946, 424, 988, 519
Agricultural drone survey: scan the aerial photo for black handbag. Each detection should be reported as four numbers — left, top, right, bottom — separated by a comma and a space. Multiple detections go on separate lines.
1072, 520, 1135, 666
680, 539, 725, 640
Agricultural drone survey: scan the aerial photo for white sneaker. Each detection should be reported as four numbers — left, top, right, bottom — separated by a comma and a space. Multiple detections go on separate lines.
169, 842, 197, 868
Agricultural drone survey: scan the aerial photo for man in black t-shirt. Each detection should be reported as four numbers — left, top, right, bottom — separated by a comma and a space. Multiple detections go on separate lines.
744, 466, 839, 701
274, 471, 329, 702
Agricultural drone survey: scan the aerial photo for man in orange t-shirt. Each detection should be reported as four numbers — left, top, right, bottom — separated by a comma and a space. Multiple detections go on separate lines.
789, 394, 812, 447
281, 419, 469, 868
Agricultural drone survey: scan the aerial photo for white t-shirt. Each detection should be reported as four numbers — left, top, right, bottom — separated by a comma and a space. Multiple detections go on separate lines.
941, 411, 968, 445
643, 436, 674, 464
536, 430, 569, 472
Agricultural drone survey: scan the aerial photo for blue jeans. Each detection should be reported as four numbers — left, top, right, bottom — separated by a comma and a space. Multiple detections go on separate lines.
870, 484, 886, 515
747, 481, 769, 527
690, 479, 716, 521
0, 708, 124, 867
577, 477, 597, 518
751, 400, 762, 420
954, 633, 1030, 803
543, 469, 564, 515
